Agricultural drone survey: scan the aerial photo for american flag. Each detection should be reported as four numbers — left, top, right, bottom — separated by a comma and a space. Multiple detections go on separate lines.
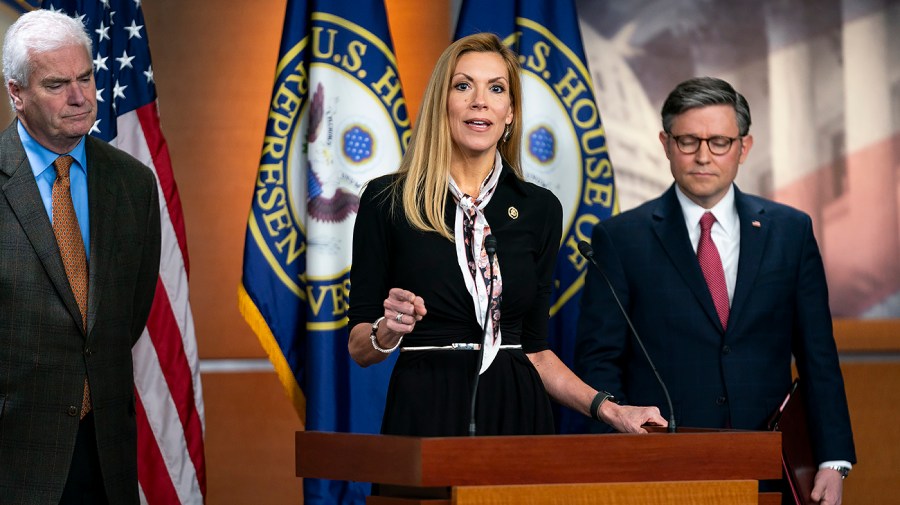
42, 1, 207, 502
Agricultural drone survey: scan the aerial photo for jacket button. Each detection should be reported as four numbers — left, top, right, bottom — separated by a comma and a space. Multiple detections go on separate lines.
84, 347, 93, 357
67, 406, 78, 417
716, 396, 727, 405
722, 345, 731, 355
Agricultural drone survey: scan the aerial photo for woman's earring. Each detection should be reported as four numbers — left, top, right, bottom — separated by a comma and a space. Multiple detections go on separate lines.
502, 125, 511, 143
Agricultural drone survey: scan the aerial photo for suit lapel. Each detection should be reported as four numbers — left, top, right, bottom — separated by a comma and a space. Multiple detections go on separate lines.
651, 186, 724, 332
728, 188, 769, 331
85, 138, 118, 338
0, 122, 87, 335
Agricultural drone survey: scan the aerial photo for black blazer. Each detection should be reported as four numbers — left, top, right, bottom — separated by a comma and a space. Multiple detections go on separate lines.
0, 121, 161, 504
575, 184, 856, 464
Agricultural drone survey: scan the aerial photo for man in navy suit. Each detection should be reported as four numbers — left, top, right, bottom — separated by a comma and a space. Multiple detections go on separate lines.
575, 77, 855, 505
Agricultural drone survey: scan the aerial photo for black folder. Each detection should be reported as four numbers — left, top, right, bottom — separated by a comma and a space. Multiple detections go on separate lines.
768, 379, 817, 505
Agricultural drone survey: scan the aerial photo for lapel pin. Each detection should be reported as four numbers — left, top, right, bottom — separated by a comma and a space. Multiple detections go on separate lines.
508, 206, 519, 219
751, 220, 761, 228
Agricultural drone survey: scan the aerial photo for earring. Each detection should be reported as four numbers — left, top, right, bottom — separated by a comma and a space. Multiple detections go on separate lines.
502, 125, 511, 143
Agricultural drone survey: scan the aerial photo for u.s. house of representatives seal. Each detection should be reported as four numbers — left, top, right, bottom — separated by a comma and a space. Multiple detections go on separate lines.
505, 19, 616, 312
250, 12, 409, 330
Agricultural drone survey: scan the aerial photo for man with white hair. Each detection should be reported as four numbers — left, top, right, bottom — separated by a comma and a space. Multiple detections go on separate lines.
1, 9, 160, 504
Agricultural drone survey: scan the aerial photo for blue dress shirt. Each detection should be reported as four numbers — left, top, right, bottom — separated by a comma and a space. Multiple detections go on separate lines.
19, 121, 90, 259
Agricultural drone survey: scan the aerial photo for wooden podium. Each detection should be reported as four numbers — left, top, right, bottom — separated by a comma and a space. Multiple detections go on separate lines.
296, 429, 782, 505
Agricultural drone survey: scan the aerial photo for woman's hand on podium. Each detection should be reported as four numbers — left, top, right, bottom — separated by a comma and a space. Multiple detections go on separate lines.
599, 402, 667, 434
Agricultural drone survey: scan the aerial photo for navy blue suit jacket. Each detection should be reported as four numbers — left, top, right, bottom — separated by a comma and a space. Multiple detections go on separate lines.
575, 184, 856, 464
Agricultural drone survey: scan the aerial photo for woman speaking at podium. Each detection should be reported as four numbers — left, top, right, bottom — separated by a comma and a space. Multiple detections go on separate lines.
347, 33, 665, 437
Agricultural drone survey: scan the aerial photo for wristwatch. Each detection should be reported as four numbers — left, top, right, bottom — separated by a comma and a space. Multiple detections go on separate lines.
590, 391, 616, 422
824, 465, 850, 479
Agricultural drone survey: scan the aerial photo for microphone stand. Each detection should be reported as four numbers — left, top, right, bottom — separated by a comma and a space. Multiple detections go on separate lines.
469, 235, 497, 436
578, 240, 676, 433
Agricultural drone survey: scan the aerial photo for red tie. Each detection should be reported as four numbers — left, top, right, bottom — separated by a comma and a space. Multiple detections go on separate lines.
52, 155, 92, 418
698, 212, 729, 330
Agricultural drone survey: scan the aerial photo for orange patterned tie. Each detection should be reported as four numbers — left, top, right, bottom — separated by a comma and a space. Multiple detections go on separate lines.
52, 155, 91, 418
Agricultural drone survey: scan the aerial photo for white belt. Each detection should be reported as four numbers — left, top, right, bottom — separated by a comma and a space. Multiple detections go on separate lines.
400, 344, 522, 352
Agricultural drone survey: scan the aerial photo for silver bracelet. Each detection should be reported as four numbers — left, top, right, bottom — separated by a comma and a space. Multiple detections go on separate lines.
370, 316, 403, 353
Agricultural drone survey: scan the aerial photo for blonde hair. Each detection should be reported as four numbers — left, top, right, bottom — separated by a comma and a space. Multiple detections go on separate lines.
394, 32, 523, 240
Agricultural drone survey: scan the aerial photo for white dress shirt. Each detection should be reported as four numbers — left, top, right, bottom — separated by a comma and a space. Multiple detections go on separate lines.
675, 184, 739, 305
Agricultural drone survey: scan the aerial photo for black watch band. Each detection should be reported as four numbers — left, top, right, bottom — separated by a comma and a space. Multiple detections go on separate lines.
825, 465, 850, 479
590, 391, 615, 421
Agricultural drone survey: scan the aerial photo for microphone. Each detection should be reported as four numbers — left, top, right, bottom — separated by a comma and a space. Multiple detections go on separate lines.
577, 240, 676, 433
484, 234, 498, 258
469, 234, 497, 436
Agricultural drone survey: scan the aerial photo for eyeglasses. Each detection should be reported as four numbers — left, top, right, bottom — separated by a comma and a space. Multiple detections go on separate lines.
668, 134, 742, 155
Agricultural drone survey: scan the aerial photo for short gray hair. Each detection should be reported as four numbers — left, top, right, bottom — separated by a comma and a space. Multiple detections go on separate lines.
3, 9, 92, 90
661, 77, 751, 136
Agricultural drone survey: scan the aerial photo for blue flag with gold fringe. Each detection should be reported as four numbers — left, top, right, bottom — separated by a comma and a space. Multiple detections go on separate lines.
0, 0, 37, 13
456, 0, 617, 434
239, 0, 409, 502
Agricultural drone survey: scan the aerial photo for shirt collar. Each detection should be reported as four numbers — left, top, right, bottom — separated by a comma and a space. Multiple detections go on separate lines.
675, 183, 739, 237
18, 120, 88, 179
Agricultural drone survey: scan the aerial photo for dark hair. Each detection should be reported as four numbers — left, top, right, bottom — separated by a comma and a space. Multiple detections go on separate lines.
661, 77, 751, 136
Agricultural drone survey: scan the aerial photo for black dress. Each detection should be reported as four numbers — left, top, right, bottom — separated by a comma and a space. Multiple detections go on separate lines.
348, 166, 562, 436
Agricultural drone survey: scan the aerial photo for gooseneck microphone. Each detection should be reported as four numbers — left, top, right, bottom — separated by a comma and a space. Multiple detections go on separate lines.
577, 240, 676, 433
469, 234, 497, 437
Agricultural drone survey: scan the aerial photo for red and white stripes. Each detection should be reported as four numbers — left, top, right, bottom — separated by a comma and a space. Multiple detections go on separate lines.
113, 104, 207, 504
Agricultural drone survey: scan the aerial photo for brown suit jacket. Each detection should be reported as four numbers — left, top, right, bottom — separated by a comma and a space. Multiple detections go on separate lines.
0, 121, 161, 504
